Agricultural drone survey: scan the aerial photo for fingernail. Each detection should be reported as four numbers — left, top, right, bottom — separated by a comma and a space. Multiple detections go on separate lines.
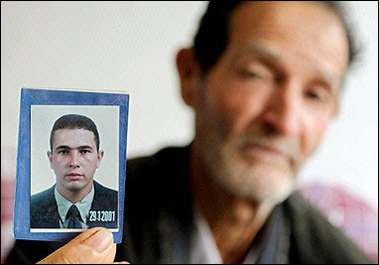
82, 228, 113, 253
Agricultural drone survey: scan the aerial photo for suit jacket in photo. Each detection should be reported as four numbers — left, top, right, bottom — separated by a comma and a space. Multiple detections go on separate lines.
30, 180, 118, 229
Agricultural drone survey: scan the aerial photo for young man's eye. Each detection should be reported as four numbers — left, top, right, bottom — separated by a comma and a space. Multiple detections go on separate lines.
80, 150, 91, 154
57, 150, 69, 155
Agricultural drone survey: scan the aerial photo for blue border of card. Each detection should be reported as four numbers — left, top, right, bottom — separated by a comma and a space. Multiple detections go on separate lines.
13, 88, 129, 243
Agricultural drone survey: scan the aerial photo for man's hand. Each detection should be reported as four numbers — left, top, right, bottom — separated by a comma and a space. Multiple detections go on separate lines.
37, 227, 124, 264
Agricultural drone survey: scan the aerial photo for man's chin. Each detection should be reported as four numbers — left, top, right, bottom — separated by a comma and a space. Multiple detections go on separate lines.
211, 164, 296, 204
253, 181, 295, 204
66, 181, 86, 191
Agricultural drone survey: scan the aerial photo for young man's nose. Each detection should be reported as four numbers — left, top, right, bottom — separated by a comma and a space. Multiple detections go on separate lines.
68, 151, 80, 168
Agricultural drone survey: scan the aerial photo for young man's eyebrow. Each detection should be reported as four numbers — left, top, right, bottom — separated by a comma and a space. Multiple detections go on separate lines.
55, 145, 72, 151
55, 145, 94, 151
77, 145, 94, 150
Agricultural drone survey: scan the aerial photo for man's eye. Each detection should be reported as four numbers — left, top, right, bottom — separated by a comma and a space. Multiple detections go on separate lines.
58, 150, 69, 154
80, 150, 91, 154
305, 88, 332, 105
243, 71, 262, 79
307, 91, 322, 101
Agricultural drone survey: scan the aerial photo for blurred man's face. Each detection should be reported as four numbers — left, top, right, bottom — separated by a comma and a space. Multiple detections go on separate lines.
189, 2, 349, 203
48, 129, 104, 199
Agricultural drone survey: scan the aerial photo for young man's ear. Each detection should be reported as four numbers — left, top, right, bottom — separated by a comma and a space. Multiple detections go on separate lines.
176, 48, 202, 107
47, 151, 54, 169
96, 150, 104, 168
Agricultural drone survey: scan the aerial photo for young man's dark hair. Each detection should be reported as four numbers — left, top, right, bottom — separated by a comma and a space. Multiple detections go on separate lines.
194, 1, 358, 73
50, 114, 100, 151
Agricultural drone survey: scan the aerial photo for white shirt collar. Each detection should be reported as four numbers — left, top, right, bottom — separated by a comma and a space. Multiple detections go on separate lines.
189, 207, 222, 264
54, 184, 95, 226
189, 206, 261, 264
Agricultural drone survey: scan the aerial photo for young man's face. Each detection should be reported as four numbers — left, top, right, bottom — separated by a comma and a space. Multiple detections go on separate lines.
183, 2, 349, 204
48, 128, 104, 198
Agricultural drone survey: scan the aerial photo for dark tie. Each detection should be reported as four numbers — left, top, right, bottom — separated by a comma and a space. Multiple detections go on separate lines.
66, 205, 82, 228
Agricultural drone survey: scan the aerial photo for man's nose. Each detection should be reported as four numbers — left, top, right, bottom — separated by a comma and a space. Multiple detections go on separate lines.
261, 82, 302, 136
69, 151, 80, 168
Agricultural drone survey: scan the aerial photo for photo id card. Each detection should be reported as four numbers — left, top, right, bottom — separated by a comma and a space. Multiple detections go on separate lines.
13, 88, 129, 243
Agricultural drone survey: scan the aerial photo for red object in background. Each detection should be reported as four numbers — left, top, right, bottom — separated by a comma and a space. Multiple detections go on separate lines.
1, 180, 15, 263
299, 183, 378, 263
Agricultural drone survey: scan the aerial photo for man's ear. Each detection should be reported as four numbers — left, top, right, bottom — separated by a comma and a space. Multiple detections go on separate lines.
96, 150, 104, 168
47, 151, 54, 169
176, 48, 202, 107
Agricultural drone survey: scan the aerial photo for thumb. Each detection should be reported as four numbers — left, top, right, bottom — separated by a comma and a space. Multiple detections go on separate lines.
37, 227, 116, 264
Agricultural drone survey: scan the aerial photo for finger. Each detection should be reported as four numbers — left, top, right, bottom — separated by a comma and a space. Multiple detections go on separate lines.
37, 227, 116, 264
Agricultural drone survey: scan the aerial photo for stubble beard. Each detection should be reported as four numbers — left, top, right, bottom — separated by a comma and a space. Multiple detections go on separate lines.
196, 128, 298, 205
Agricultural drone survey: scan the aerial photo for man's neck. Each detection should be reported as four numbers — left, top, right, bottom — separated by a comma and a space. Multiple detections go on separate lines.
189, 147, 275, 264
57, 182, 93, 204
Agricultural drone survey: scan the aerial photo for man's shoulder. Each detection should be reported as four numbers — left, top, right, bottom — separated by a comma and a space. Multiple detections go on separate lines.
30, 185, 59, 228
31, 185, 55, 206
124, 144, 193, 217
125, 145, 191, 202
128, 145, 189, 163
93, 181, 118, 210
284, 192, 374, 263
127, 145, 190, 179
94, 180, 118, 195
91, 181, 118, 226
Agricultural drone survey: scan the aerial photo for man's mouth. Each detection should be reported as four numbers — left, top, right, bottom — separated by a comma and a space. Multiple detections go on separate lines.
237, 140, 299, 167
66, 173, 83, 180
242, 143, 285, 159
236, 133, 300, 166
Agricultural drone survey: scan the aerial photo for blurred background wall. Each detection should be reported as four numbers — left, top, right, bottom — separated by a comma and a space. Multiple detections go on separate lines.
1, 1, 377, 262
